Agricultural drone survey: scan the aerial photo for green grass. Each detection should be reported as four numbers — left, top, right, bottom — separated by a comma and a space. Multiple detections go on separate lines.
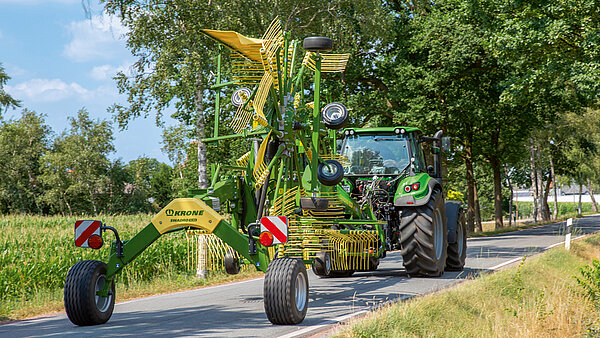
338, 233, 600, 337
0, 214, 263, 322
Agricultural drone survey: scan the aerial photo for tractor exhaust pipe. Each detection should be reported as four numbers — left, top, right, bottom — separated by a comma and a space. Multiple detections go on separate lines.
433, 130, 443, 183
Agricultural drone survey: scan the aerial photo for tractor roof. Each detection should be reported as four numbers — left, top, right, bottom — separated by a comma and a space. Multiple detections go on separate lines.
343, 127, 421, 134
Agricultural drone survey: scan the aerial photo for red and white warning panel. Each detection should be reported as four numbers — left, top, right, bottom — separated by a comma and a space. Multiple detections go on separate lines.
260, 216, 288, 244
75, 220, 102, 247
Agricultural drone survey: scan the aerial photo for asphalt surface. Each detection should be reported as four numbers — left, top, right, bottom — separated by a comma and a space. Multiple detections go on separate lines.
2, 214, 599, 338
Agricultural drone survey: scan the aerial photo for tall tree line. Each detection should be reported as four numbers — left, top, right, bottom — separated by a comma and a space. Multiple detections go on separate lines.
0, 109, 175, 215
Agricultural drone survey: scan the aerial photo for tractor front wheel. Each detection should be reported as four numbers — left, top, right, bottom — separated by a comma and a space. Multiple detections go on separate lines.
64, 260, 115, 326
264, 258, 308, 325
399, 189, 448, 277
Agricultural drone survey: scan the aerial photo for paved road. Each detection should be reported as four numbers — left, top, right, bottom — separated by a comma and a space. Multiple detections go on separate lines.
2, 215, 599, 338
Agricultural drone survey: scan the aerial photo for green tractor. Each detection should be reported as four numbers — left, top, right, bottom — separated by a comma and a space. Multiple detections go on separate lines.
337, 127, 467, 276
63, 19, 466, 327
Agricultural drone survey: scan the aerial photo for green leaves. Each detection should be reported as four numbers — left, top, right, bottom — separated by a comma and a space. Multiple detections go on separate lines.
0, 63, 21, 114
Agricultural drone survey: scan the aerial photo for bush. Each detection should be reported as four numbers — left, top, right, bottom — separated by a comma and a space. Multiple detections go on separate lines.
576, 259, 600, 309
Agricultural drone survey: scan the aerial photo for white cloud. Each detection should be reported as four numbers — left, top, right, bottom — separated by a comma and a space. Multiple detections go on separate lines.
89, 63, 131, 81
4, 63, 28, 77
63, 13, 129, 63
6, 78, 91, 102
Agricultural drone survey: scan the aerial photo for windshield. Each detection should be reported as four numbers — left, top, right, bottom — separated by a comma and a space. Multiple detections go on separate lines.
342, 134, 411, 175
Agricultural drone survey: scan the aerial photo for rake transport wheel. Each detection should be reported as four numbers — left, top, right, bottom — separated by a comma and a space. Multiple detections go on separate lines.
264, 257, 308, 324
224, 249, 241, 275
445, 206, 467, 271
317, 160, 344, 186
399, 189, 448, 277
312, 251, 332, 277
64, 260, 115, 326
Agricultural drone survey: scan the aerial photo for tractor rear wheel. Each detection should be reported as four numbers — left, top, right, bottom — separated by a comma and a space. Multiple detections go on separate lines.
399, 189, 448, 277
64, 260, 115, 326
264, 257, 308, 325
446, 209, 467, 271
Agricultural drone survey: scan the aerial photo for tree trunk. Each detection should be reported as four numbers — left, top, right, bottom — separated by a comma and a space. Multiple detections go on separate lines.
541, 174, 551, 221
578, 182, 583, 217
550, 156, 558, 219
195, 71, 209, 189
535, 149, 546, 221
64, 195, 72, 216
490, 157, 504, 229
504, 165, 513, 228
587, 179, 598, 213
473, 181, 483, 232
529, 140, 538, 222
465, 140, 475, 233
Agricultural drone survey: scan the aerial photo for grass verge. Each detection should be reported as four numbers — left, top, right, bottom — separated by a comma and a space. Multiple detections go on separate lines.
337, 233, 600, 337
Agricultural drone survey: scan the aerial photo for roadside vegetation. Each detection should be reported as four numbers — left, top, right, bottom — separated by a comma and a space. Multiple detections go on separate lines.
338, 233, 600, 337
0, 214, 262, 322
471, 201, 597, 236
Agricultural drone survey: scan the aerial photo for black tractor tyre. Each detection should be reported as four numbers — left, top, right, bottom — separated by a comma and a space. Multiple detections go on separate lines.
321, 102, 349, 130
224, 250, 240, 275
303, 37, 333, 52
64, 260, 115, 326
312, 251, 332, 277
317, 160, 344, 186
399, 189, 448, 277
446, 210, 467, 271
264, 257, 309, 325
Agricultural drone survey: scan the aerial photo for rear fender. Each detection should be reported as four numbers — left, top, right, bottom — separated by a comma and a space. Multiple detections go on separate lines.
444, 201, 462, 244
394, 174, 440, 207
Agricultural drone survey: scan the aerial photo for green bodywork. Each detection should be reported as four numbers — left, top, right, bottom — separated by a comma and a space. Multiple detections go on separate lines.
395, 173, 432, 202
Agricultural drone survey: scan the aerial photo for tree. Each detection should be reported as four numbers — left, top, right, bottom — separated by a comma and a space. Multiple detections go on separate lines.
0, 63, 21, 114
0, 110, 51, 213
39, 110, 115, 215
125, 156, 173, 210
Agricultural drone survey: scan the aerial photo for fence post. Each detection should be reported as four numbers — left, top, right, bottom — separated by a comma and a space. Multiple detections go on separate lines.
565, 218, 572, 251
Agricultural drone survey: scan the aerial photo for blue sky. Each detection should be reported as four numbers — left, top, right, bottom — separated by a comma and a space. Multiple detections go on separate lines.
0, 0, 174, 164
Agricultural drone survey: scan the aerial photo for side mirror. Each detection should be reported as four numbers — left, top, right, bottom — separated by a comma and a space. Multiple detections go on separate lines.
427, 165, 435, 176
441, 137, 451, 153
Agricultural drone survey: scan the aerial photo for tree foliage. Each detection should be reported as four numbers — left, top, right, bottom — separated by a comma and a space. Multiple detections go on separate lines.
0, 63, 21, 114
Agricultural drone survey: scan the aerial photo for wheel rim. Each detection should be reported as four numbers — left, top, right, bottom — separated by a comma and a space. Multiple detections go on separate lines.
94, 275, 112, 313
322, 164, 338, 177
433, 208, 443, 260
294, 272, 307, 311
457, 222, 464, 257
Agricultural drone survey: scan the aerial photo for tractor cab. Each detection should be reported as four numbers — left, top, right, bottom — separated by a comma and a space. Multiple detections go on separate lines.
340, 127, 426, 177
